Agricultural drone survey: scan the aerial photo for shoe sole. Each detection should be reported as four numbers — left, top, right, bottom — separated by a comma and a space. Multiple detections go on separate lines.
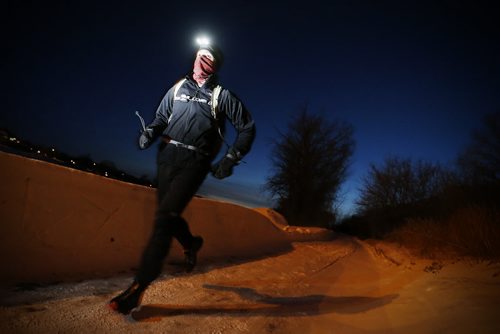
108, 294, 144, 315
108, 301, 119, 312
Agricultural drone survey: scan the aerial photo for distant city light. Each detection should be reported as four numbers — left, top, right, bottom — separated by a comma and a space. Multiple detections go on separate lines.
3, 133, 154, 187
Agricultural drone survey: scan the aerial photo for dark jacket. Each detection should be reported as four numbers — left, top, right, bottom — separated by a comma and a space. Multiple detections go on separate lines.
148, 75, 255, 160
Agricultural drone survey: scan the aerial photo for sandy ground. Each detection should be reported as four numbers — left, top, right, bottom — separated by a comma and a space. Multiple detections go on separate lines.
1, 236, 499, 334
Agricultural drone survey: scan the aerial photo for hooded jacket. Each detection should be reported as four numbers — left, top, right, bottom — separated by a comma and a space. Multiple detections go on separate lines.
147, 75, 255, 160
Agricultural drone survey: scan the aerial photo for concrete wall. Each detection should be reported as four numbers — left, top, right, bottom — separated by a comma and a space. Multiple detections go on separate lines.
0, 152, 292, 284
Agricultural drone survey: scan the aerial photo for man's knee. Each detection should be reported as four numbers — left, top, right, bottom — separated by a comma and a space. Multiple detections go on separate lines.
156, 210, 179, 222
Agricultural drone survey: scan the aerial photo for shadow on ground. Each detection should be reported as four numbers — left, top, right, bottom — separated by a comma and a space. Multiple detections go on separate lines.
0, 249, 297, 307
131, 284, 398, 322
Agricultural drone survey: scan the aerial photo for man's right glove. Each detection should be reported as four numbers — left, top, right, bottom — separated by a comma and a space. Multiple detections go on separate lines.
211, 156, 238, 179
138, 128, 154, 149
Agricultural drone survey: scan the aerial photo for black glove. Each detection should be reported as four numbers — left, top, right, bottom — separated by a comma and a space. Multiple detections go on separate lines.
211, 156, 238, 179
138, 128, 154, 149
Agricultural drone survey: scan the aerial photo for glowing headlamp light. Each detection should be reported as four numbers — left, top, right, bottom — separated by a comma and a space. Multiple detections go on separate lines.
196, 36, 211, 47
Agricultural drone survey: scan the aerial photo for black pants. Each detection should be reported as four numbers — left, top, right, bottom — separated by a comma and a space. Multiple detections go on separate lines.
135, 146, 210, 286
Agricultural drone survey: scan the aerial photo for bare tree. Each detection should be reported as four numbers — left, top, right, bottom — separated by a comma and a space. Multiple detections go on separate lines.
266, 107, 355, 227
458, 111, 500, 185
357, 157, 451, 212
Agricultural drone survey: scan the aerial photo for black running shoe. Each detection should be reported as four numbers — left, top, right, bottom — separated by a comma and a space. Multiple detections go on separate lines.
108, 281, 145, 315
184, 236, 203, 273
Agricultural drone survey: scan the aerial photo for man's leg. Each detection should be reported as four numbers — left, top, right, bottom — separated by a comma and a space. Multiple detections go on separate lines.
167, 164, 209, 272
109, 163, 178, 314
109, 160, 209, 314
135, 161, 209, 281
154, 159, 209, 241
133, 163, 179, 286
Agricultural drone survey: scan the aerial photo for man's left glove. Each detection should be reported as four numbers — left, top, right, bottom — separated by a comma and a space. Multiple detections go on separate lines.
211, 156, 238, 179
138, 128, 154, 149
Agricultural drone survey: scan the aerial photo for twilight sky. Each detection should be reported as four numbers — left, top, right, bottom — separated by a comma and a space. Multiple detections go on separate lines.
3, 0, 498, 213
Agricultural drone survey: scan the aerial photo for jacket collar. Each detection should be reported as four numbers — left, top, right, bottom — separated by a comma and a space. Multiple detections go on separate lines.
187, 73, 219, 89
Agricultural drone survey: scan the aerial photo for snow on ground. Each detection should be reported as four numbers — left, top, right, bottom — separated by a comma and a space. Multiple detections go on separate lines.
1, 152, 500, 333
1, 236, 499, 334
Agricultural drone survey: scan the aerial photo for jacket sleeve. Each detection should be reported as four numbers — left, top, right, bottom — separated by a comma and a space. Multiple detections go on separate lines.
220, 89, 256, 158
146, 86, 174, 139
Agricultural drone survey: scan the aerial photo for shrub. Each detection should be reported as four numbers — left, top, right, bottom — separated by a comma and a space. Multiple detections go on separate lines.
389, 206, 500, 260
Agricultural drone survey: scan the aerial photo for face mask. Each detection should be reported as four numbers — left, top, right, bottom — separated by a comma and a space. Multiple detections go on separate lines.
193, 55, 216, 85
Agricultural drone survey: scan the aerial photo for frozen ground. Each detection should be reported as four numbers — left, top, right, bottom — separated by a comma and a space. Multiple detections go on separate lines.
1, 236, 499, 334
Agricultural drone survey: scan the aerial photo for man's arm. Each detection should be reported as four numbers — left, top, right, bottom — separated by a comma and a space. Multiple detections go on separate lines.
211, 89, 255, 179
148, 87, 175, 138
220, 89, 256, 160
138, 87, 174, 149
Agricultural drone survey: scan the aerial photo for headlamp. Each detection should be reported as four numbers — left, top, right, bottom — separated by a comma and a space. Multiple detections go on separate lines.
193, 34, 223, 67
196, 36, 211, 47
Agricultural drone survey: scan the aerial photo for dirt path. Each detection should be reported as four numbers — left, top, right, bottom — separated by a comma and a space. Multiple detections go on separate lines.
1, 236, 499, 333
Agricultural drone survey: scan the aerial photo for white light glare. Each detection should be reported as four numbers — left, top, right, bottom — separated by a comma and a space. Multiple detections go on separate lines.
196, 36, 210, 46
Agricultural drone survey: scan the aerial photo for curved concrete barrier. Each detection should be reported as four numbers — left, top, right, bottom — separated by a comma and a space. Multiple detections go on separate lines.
253, 208, 335, 242
0, 152, 292, 284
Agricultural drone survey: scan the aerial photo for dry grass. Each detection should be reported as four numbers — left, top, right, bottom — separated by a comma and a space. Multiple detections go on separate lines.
388, 206, 500, 260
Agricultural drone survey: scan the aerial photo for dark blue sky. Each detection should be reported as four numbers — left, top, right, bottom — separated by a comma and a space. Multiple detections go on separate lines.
3, 0, 498, 213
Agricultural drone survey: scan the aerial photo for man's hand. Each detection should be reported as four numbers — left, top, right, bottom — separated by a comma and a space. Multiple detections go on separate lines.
138, 128, 154, 149
211, 156, 238, 179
